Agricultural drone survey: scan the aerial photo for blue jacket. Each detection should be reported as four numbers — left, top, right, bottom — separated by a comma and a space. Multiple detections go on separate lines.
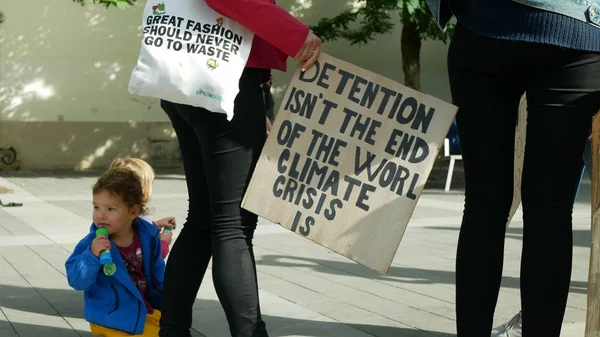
425, 0, 600, 29
65, 218, 165, 334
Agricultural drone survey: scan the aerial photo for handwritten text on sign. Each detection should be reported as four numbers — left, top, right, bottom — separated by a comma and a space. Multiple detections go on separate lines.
242, 54, 457, 274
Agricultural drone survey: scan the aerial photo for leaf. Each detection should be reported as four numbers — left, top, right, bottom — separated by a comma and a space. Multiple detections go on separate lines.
115, 1, 131, 9
405, 0, 420, 15
71, 0, 135, 9
311, 0, 453, 45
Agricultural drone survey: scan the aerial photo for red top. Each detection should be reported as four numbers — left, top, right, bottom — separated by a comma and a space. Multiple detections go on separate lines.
205, 0, 309, 71
117, 230, 154, 314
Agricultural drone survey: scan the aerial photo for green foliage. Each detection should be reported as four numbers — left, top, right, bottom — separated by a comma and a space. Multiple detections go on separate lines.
72, 0, 136, 9
310, 0, 454, 45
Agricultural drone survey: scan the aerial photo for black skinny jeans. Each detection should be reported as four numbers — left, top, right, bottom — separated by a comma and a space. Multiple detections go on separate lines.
449, 24, 600, 337
158, 68, 268, 337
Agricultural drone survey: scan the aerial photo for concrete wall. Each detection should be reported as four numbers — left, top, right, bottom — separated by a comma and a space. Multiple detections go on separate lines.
0, 0, 451, 170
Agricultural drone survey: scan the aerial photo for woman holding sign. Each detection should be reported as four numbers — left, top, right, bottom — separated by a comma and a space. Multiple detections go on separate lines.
425, 0, 600, 336
158, 1, 321, 337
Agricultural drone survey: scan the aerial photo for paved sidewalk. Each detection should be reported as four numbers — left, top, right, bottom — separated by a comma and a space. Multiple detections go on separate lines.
0, 169, 592, 337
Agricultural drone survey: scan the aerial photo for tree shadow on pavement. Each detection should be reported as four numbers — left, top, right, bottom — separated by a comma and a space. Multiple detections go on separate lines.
253, 254, 588, 295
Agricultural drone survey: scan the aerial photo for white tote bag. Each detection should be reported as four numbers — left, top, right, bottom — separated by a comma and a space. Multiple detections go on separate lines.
128, 1, 255, 119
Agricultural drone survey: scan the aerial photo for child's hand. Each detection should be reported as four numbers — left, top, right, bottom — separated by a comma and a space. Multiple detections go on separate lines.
159, 232, 173, 245
155, 217, 176, 229
91, 236, 111, 258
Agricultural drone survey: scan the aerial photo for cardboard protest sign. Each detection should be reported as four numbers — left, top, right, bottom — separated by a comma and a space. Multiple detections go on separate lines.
242, 53, 457, 274
586, 111, 600, 336
507, 94, 528, 225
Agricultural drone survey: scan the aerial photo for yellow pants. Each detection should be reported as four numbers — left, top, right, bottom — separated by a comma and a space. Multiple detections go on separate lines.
90, 310, 161, 337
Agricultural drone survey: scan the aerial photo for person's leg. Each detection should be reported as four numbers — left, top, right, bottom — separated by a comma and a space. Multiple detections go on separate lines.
448, 24, 526, 336
178, 68, 267, 337
159, 101, 213, 337
519, 45, 600, 337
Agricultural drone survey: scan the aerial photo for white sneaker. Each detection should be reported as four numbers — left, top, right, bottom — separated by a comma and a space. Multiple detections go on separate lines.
491, 311, 522, 337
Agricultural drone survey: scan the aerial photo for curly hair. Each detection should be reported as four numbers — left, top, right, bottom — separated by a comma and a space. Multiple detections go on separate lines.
108, 157, 155, 205
93, 167, 148, 215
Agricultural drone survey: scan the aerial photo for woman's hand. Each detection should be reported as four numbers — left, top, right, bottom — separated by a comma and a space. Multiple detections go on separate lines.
266, 117, 273, 134
294, 31, 322, 72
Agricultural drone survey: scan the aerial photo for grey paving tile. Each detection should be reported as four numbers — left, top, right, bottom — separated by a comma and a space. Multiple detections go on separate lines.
191, 307, 229, 337
0, 222, 12, 236
307, 301, 382, 321
191, 329, 207, 337
0, 246, 64, 280
0, 283, 59, 317
0, 256, 22, 281
389, 311, 455, 335
265, 284, 330, 305
0, 318, 19, 337
0, 210, 39, 236
26, 245, 71, 277
47, 201, 91, 220
349, 316, 440, 337
266, 319, 370, 337
4, 316, 81, 337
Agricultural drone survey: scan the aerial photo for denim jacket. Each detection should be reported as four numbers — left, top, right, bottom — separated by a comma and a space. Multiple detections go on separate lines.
425, 0, 600, 29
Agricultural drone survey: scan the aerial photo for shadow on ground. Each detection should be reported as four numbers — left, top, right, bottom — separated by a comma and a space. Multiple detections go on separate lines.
423, 226, 591, 250
252, 254, 588, 295
0, 285, 454, 337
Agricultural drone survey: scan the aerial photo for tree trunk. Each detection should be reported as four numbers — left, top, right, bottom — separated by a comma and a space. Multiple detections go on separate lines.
401, 21, 421, 91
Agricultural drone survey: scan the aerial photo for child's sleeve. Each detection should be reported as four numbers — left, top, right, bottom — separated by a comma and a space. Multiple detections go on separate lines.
152, 236, 166, 289
65, 235, 102, 291
160, 240, 169, 259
